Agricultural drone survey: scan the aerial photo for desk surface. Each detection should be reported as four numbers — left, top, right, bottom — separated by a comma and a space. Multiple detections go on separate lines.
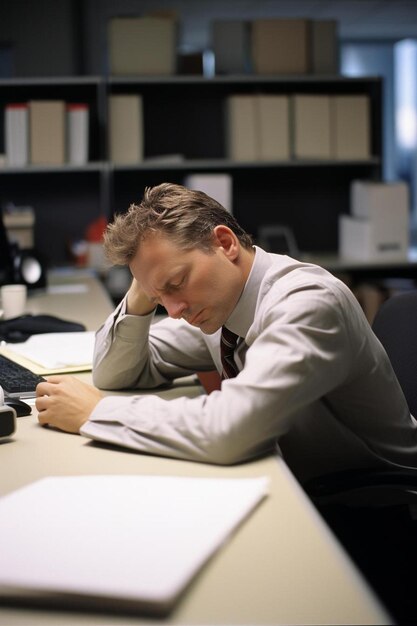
0, 271, 391, 625
26, 269, 115, 331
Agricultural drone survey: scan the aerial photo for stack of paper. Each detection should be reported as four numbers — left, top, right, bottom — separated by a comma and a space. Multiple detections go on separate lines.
0, 475, 269, 614
1, 331, 95, 375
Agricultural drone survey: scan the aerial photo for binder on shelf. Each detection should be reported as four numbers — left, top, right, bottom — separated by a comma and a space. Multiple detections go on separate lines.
311, 20, 339, 75
292, 95, 332, 159
212, 20, 250, 74
226, 95, 257, 161
251, 19, 311, 75
67, 103, 89, 165
29, 100, 66, 165
184, 173, 233, 213
108, 94, 143, 164
5, 103, 29, 167
331, 95, 370, 159
108, 16, 177, 75
257, 95, 290, 161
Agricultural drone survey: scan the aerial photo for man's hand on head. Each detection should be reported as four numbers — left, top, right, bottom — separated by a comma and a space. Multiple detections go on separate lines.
126, 278, 157, 316
36, 375, 103, 433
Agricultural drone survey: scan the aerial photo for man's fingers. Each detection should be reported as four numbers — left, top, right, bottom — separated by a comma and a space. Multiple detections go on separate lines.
45, 375, 67, 384
36, 379, 63, 397
35, 394, 50, 412
37, 410, 49, 425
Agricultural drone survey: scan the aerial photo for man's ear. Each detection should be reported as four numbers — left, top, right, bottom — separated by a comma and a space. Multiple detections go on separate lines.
212, 225, 239, 260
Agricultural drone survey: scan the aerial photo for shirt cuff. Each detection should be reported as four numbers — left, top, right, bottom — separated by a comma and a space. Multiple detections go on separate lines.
113, 295, 156, 341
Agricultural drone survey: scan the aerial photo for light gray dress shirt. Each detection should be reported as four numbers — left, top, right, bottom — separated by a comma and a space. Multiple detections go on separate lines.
82, 247, 417, 482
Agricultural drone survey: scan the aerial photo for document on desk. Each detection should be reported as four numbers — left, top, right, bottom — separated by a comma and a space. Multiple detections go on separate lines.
0, 474, 269, 615
0, 331, 95, 375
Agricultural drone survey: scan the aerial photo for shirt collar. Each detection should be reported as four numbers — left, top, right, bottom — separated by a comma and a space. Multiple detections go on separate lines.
224, 246, 272, 338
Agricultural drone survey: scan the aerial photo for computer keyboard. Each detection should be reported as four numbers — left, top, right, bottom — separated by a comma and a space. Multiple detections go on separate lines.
0, 354, 45, 398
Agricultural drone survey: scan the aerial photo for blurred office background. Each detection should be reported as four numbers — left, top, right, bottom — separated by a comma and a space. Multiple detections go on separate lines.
1, 0, 417, 304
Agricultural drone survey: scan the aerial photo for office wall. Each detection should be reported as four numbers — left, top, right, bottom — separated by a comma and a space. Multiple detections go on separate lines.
0, 0, 80, 77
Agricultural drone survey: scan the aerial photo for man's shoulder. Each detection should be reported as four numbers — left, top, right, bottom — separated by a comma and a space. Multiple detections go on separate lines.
256, 255, 361, 328
261, 254, 344, 298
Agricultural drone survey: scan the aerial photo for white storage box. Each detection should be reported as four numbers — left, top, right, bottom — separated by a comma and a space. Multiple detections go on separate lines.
339, 180, 410, 260
339, 211, 409, 261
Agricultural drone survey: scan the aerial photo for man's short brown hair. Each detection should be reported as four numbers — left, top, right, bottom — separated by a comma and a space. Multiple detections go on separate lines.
103, 182, 253, 266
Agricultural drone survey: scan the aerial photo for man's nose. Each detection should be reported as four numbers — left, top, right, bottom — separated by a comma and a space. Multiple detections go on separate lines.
162, 296, 187, 319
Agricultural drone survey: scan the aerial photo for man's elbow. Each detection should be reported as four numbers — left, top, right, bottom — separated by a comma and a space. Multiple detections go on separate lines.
203, 433, 256, 466
201, 419, 276, 465
92, 368, 124, 391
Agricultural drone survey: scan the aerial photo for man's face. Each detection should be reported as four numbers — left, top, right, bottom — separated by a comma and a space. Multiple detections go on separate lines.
129, 229, 246, 334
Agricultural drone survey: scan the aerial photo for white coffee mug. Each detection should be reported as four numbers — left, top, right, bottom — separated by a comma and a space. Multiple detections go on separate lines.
0, 284, 27, 320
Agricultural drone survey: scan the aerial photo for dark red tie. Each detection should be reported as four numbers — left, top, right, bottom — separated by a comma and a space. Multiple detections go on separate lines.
220, 326, 240, 380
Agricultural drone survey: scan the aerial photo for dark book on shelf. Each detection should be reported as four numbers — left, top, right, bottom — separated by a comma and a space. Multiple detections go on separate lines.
311, 20, 339, 75
212, 20, 251, 75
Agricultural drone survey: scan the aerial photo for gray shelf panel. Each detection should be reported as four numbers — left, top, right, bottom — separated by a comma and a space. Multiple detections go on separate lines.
0, 162, 108, 175
108, 75, 382, 87
111, 157, 381, 171
0, 158, 380, 175
0, 77, 104, 88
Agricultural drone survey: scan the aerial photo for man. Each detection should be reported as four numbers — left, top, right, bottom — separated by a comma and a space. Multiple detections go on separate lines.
36, 183, 417, 482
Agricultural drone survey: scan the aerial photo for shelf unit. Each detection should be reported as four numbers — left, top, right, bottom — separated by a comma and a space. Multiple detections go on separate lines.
0, 77, 108, 264
0, 75, 383, 264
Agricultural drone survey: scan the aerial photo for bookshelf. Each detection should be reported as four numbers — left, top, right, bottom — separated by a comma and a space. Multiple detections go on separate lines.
0, 77, 107, 264
0, 75, 382, 264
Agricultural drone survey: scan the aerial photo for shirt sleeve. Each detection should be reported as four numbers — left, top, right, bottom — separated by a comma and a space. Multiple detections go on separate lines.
82, 282, 353, 465
92, 295, 218, 391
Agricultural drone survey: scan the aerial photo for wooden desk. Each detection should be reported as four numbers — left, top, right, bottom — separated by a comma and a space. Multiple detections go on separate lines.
0, 272, 391, 625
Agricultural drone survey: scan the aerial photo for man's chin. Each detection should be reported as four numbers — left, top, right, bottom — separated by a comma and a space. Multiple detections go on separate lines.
198, 321, 222, 335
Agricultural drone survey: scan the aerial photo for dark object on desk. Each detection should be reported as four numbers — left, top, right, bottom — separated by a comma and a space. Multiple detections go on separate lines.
0, 354, 45, 399
0, 314, 85, 343
304, 290, 417, 624
0, 211, 47, 290
5, 397, 32, 417
0, 405, 16, 438
14, 247, 47, 290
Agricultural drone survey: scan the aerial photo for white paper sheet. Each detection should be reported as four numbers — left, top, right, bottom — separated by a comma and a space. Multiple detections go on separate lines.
0, 475, 269, 614
5, 331, 95, 369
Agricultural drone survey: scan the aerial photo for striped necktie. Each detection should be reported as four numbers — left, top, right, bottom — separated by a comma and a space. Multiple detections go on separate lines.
220, 326, 240, 380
